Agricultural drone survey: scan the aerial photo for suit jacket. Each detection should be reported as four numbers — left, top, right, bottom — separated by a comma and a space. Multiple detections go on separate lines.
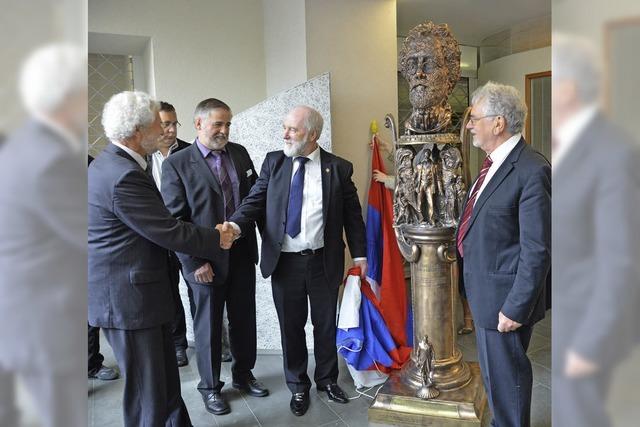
161, 141, 259, 284
88, 143, 223, 330
456, 137, 551, 329
230, 148, 366, 287
553, 113, 640, 365
145, 137, 190, 178
0, 119, 86, 372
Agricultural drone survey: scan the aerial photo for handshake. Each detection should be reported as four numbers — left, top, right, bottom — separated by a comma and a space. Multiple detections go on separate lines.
214, 221, 240, 249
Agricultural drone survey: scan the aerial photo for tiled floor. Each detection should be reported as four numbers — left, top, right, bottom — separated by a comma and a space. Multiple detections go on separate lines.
88, 317, 551, 427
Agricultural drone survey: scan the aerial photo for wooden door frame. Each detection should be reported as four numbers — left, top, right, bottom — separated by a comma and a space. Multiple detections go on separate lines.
525, 70, 551, 144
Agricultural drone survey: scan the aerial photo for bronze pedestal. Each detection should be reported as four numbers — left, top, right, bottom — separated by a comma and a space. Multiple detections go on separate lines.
368, 226, 486, 426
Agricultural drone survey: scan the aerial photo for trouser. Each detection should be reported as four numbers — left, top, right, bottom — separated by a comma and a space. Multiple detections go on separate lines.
103, 324, 191, 427
475, 325, 533, 427
271, 250, 339, 394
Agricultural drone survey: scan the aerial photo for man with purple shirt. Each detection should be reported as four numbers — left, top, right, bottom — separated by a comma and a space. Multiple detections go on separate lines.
161, 98, 268, 416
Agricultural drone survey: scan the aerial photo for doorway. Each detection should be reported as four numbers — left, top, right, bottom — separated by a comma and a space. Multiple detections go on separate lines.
525, 71, 551, 162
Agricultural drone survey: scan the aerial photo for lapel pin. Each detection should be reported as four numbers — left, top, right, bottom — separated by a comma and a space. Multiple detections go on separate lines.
325, 168, 330, 173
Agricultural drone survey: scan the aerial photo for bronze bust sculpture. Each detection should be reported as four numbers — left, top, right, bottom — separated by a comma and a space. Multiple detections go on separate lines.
398, 21, 461, 134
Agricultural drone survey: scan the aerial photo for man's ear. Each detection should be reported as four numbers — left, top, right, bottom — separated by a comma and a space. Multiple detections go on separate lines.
494, 117, 506, 135
194, 117, 202, 131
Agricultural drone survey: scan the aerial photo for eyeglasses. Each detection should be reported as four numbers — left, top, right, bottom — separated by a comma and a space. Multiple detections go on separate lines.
467, 115, 499, 125
160, 121, 181, 129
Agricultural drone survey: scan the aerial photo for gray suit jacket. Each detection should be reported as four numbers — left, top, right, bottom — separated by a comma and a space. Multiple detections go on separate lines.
88, 143, 222, 330
553, 113, 640, 365
457, 138, 551, 329
0, 119, 86, 372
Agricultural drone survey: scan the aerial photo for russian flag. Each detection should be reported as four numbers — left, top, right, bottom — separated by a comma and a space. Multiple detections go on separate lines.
337, 135, 412, 388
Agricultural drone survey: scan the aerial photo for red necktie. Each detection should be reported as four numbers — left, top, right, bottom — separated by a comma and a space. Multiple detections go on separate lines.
456, 156, 493, 257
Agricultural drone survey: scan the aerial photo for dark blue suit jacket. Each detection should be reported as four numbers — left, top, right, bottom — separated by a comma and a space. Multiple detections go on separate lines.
88, 143, 222, 330
160, 141, 259, 284
457, 138, 551, 329
230, 148, 366, 287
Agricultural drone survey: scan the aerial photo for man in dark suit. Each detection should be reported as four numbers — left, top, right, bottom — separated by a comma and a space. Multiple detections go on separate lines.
161, 98, 268, 416
87, 155, 119, 381
147, 101, 192, 367
227, 105, 367, 416
88, 91, 235, 427
552, 34, 640, 427
456, 82, 551, 427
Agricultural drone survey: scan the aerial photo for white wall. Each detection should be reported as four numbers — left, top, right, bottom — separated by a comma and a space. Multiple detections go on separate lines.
305, 0, 398, 241
553, 0, 639, 44
263, 0, 307, 97
478, 46, 551, 101
88, 0, 266, 142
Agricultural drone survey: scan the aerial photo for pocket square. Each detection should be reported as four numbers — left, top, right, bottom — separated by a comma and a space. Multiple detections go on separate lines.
246, 169, 253, 177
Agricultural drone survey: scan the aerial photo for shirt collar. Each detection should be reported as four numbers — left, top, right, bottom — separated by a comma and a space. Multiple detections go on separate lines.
195, 138, 226, 158
295, 145, 320, 163
488, 133, 521, 164
553, 104, 598, 167
153, 140, 179, 159
111, 141, 148, 170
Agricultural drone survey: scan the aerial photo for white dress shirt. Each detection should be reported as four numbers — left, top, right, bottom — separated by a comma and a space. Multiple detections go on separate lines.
112, 141, 147, 171
553, 104, 598, 171
150, 141, 179, 189
282, 147, 324, 252
472, 133, 521, 205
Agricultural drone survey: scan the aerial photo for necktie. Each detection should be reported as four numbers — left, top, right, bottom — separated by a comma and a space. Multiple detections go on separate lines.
211, 151, 235, 220
456, 156, 493, 257
285, 157, 309, 238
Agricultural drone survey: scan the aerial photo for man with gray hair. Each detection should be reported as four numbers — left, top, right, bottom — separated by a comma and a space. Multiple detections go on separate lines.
552, 33, 640, 427
456, 82, 551, 426
227, 105, 367, 416
0, 43, 87, 427
161, 98, 268, 416
88, 91, 235, 426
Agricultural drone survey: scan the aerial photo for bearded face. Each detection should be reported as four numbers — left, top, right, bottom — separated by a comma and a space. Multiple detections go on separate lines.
402, 38, 449, 110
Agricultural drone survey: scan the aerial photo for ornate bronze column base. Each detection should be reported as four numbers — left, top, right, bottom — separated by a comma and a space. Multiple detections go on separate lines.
369, 362, 487, 426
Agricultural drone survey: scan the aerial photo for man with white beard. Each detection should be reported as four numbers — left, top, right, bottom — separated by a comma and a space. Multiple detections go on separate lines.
227, 105, 367, 416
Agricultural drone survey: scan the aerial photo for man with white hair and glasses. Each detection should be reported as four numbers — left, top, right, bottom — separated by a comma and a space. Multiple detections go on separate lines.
456, 82, 551, 427
88, 91, 235, 426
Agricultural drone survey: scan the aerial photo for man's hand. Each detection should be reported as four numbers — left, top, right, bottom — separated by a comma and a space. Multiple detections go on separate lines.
215, 223, 236, 249
372, 169, 389, 184
194, 262, 215, 283
497, 311, 522, 333
369, 135, 391, 153
354, 259, 368, 280
565, 350, 599, 378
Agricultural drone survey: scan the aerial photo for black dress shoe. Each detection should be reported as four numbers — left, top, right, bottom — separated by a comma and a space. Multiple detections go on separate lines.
176, 348, 188, 367
290, 392, 309, 416
88, 365, 119, 381
203, 392, 230, 415
232, 375, 269, 397
318, 383, 349, 404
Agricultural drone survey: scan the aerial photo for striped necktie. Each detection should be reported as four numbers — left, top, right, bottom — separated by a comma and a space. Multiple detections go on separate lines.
456, 156, 493, 257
